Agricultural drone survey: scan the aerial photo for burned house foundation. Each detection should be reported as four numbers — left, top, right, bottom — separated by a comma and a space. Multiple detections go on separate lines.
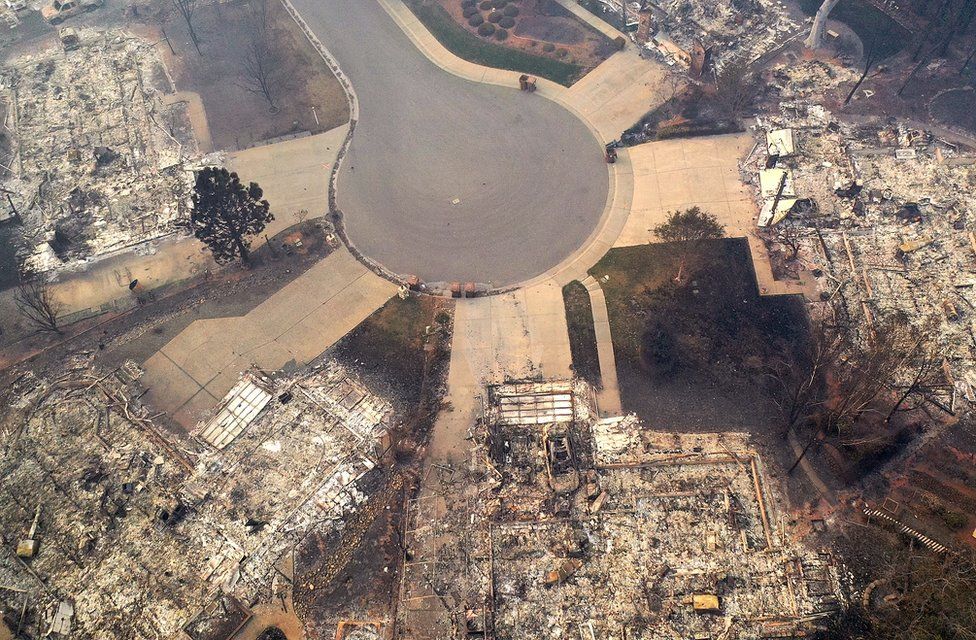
398, 380, 844, 639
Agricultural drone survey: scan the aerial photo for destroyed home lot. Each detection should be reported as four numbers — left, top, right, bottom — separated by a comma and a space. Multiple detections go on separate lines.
151, 0, 348, 150
0, 29, 197, 273
398, 381, 844, 639
0, 281, 453, 638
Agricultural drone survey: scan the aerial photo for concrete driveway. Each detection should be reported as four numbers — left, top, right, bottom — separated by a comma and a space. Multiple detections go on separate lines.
289, 0, 609, 287
140, 248, 397, 428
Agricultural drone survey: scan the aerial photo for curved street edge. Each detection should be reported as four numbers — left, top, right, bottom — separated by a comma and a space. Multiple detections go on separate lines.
282, 0, 633, 294
374, 0, 631, 292
277, 0, 409, 290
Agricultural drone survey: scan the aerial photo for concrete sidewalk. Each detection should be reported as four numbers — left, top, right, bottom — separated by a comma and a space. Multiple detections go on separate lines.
580, 275, 621, 415
225, 125, 349, 237
141, 248, 397, 427
563, 50, 667, 142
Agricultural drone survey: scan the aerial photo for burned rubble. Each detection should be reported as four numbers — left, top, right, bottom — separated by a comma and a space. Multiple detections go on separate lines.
397, 380, 844, 639
0, 357, 397, 638
744, 81, 976, 408
0, 28, 201, 274
619, 0, 802, 72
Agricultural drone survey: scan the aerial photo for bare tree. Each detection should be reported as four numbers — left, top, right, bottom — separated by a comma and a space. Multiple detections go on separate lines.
172, 0, 202, 56
766, 315, 844, 437
962, 41, 976, 74
768, 219, 804, 261
15, 279, 64, 334
768, 310, 937, 472
805, 0, 842, 50
237, 0, 286, 112
884, 350, 938, 423
823, 316, 930, 435
713, 59, 757, 118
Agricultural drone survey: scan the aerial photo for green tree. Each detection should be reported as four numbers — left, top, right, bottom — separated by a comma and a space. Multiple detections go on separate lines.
653, 207, 724, 281
190, 167, 273, 266
654, 206, 724, 243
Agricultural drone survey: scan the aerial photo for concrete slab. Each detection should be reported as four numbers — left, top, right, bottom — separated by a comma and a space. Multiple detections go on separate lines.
564, 50, 668, 142
616, 133, 759, 247
581, 275, 621, 415
140, 350, 210, 421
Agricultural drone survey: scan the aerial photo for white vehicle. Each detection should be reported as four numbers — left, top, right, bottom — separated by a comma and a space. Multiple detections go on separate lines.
41, 0, 102, 24
4, 0, 28, 11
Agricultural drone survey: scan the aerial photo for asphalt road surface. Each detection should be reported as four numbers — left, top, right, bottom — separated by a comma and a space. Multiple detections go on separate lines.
291, 0, 610, 287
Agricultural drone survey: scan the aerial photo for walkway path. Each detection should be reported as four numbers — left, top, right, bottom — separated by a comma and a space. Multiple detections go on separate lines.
580, 275, 621, 414
141, 248, 397, 427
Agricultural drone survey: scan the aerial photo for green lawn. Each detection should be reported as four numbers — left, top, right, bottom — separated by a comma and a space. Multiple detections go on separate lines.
562, 281, 601, 387
588, 244, 684, 366
406, 0, 584, 87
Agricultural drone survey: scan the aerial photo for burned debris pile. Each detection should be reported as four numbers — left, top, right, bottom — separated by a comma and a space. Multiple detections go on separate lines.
614, 0, 802, 73
0, 359, 396, 638
0, 29, 201, 274
397, 380, 844, 639
745, 88, 976, 407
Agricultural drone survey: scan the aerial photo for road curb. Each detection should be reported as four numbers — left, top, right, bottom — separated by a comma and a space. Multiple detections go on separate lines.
284, 0, 633, 296
278, 0, 408, 291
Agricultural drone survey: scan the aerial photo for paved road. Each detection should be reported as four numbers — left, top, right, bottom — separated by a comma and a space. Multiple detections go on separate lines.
291, 0, 609, 287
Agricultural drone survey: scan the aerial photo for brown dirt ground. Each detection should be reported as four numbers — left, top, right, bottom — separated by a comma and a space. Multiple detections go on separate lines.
437, 0, 614, 69
881, 434, 976, 551
146, 0, 349, 151
818, 45, 976, 142
293, 469, 409, 639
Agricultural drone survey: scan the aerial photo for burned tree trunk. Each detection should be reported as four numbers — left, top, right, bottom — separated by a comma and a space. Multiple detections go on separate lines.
172, 0, 202, 56
15, 278, 64, 334
845, 36, 879, 105
805, 0, 842, 50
